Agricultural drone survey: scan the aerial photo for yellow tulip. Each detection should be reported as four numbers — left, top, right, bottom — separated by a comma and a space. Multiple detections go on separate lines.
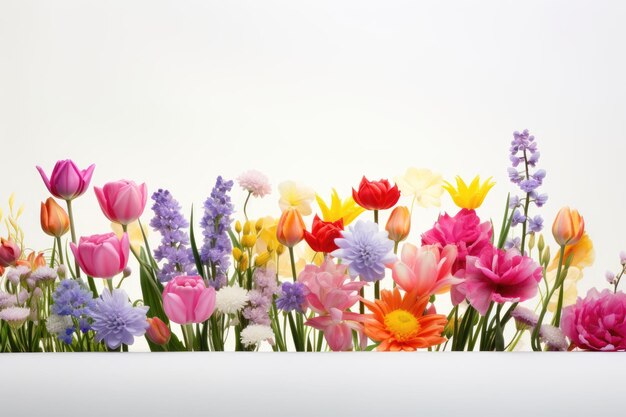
443, 176, 495, 210
315, 189, 364, 226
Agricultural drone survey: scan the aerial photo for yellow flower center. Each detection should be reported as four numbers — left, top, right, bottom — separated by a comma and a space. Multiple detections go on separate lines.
384, 309, 420, 341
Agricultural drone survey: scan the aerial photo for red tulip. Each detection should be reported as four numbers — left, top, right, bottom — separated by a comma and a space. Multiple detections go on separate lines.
352, 176, 400, 211
145, 317, 171, 345
0, 238, 21, 267
304, 215, 344, 254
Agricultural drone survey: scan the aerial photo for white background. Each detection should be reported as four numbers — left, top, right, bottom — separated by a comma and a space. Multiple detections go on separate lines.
1, 1, 626, 415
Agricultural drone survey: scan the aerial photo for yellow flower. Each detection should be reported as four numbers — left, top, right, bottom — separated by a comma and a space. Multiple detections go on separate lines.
546, 233, 595, 312
278, 181, 315, 215
443, 176, 495, 210
111, 220, 148, 252
315, 189, 364, 225
395, 168, 444, 208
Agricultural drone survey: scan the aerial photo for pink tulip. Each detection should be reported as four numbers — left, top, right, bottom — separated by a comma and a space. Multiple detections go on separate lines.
94, 180, 148, 225
464, 246, 542, 314
0, 238, 21, 267
70, 233, 130, 278
162, 275, 216, 324
37, 160, 95, 201
392, 243, 461, 296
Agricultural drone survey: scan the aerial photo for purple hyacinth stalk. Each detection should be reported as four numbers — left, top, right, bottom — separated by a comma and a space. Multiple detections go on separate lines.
150, 189, 196, 283
200, 176, 235, 289
508, 130, 548, 254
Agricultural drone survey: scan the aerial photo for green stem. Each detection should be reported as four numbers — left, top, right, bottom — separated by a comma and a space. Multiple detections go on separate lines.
50, 238, 57, 268
288, 246, 297, 282
183, 324, 195, 351
532, 245, 565, 350
373, 209, 378, 224
243, 192, 252, 221
65, 199, 81, 278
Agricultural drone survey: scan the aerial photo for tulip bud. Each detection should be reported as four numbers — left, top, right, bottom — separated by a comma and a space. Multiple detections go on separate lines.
620, 251, 626, 266
255, 252, 271, 267
232, 247, 243, 262
255, 218, 264, 232
266, 240, 276, 253
40, 198, 70, 238
606, 271, 616, 285
241, 234, 257, 248
57, 264, 67, 279
0, 238, 21, 267
552, 207, 585, 247
235, 221, 242, 234
528, 233, 536, 251
276, 208, 305, 248
276, 244, 285, 255
537, 234, 545, 253
146, 317, 171, 345
385, 206, 411, 243
243, 221, 252, 235
541, 247, 551, 267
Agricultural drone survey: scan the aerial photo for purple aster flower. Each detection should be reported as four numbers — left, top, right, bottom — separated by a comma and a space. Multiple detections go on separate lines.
91, 289, 149, 349
332, 220, 396, 282
200, 176, 234, 288
150, 189, 196, 283
276, 282, 306, 313
528, 215, 544, 233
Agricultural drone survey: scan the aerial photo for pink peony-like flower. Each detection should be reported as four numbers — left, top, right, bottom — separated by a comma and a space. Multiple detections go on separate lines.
70, 233, 130, 278
392, 243, 461, 296
464, 246, 542, 314
298, 259, 367, 351
561, 289, 626, 351
421, 209, 492, 275
237, 170, 271, 198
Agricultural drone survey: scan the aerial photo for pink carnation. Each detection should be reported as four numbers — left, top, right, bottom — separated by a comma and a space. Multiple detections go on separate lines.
421, 209, 492, 275
464, 246, 542, 314
237, 170, 271, 198
561, 289, 626, 351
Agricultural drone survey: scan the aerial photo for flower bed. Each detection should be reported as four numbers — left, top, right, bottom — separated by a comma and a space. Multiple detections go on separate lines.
1, 130, 624, 352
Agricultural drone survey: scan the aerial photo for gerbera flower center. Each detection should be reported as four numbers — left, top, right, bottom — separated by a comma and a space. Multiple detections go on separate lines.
384, 309, 420, 341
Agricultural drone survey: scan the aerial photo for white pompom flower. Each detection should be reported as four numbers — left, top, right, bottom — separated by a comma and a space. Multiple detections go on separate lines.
216, 285, 250, 315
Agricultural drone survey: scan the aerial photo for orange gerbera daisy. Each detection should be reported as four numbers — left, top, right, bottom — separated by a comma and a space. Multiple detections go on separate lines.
362, 288, 447, 351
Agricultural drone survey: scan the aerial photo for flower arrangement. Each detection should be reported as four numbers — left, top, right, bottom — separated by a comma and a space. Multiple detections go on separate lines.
1, 130, 624, 353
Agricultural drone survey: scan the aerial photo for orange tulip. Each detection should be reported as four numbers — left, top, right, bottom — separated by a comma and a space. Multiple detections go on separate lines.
146, 317, 171, 345
385, 206, 411, 243
40, 197, 70, 237
276, 208, 305, 248
17, 251, 46, 270
552, 207, 585, 246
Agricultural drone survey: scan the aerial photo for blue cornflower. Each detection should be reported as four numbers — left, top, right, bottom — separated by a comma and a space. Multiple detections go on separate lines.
332, 220, 396, 282
150, 189, 196, 282
276, 282, 306, 313
200, 176, 234, 288
90, 289, 149, 349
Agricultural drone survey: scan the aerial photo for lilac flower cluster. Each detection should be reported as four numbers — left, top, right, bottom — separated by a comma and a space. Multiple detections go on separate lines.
276, 282, 306, 313
150, 189, 196, 283
200, 176, 234, 288
507, 130, 548, 237
243, 267, 279, 326
51, 279, 95, 343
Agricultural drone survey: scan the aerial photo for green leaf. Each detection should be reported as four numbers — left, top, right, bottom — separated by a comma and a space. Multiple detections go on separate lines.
365, 343, 380, 351
189, 206, 206, 279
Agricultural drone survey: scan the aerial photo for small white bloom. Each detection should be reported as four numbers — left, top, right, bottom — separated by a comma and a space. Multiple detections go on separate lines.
240, 324, 274, 347
46, 314, 73, 334
216, 286, 249, 315
30, 266, 58, 284
237, 170, 271, 198
0, 306, 31, 329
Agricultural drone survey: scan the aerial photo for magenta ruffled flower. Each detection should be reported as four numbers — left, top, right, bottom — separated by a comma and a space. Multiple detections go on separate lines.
421, 209, 492, 275
561, 289, 626, 351
464, 246, 542, 314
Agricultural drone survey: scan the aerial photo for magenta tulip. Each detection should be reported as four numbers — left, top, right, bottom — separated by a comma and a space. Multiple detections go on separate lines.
70, 233, 130, 278
162, 275, 216, 324
94, 180, 148, 225
0, 238, 21, 267
36, 160, 95, 201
